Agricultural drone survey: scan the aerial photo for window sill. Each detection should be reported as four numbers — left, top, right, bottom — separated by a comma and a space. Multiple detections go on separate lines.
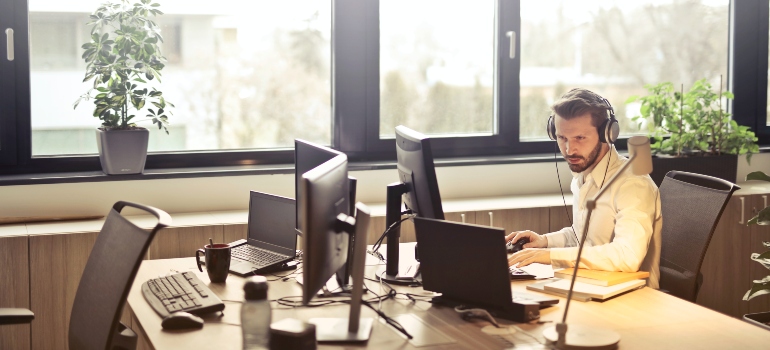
0, 152, 562, 186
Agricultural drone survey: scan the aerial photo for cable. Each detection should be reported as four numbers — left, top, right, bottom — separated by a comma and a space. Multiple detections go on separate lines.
555, 142, 579, 244
370, 210, 415, 259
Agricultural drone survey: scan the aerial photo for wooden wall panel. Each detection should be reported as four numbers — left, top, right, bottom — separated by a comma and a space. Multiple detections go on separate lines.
475, 208, 550, 236
222, 223, 247, 244
148, 225, 223, 260
748, 195, 770, 314
444, 211, 475, 225
697, 195, 751, 318
30, 231, 99, 350
549, 205, 574, 233
0, 235, 31, 350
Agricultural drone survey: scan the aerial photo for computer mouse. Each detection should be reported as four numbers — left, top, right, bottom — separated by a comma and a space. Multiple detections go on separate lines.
506, 237, 530, 254
161, 311, 204, 330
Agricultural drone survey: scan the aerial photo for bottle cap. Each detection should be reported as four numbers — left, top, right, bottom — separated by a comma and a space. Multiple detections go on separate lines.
243, 275, 269, 300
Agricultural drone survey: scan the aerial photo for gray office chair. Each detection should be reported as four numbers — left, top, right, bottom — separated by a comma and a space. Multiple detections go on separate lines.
0, 201, 170, 349
69, 201, 170, 350
658, 171, 739, 302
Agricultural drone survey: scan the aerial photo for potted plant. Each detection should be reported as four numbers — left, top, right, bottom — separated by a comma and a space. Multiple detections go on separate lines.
73, 0, 173, 175
743, 171, 770, 331
626, 79, 758, 186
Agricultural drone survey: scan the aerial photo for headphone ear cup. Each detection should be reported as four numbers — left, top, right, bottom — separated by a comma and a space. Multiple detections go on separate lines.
607, 118, 619, 143
598, 117, 620, 144
547, 115, 557, 141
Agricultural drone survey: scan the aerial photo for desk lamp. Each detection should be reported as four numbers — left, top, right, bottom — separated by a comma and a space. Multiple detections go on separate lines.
542, 136, 653, 349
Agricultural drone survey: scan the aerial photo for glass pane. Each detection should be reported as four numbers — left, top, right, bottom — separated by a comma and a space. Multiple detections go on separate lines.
520, 0, 729, 140
379, 0, 495, 138
29, 1, 331, 156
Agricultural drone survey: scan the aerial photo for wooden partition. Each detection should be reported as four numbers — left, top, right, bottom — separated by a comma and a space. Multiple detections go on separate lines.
0, 231, 31, 350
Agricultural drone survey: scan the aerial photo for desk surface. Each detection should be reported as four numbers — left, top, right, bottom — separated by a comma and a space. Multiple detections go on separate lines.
127, 246, 770, 350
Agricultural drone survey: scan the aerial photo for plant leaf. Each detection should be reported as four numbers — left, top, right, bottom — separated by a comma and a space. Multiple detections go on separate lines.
746, 171, 770, 182
743, 275, 770, 301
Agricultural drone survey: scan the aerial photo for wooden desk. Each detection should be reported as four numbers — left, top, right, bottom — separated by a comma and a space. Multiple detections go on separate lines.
127, 245, 770, 350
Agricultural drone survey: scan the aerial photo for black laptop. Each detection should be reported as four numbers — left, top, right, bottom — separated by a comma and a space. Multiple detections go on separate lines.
414, 217, 558, 322
227, 191, 297, 276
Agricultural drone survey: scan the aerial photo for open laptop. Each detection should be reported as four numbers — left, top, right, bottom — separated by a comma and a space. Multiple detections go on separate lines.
414, 217, 559, 322
227, 191, 297, 276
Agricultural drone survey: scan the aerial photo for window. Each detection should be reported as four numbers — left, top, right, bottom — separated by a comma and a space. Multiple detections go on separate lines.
0, 0, 766, 176
520, 0, 729, 140
27, 0, 331, 157
379, 0, 495, 138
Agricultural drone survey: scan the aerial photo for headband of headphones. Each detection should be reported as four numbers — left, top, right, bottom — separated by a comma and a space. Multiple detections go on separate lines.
546, 92, 619, 144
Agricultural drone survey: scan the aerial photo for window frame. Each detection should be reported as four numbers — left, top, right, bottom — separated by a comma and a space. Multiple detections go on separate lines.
0, 0, 765, 177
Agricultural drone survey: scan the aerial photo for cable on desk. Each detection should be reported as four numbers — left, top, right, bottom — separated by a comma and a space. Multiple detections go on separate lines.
370, 210, 415, 260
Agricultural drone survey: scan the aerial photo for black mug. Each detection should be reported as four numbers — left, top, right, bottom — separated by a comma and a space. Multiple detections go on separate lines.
196, 243, 231, 283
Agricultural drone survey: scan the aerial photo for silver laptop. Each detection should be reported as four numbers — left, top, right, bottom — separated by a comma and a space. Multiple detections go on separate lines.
227, 191, 297, 276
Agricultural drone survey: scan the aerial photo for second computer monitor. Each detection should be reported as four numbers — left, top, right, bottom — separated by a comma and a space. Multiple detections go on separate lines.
295, 139, 346, 232
395, 125, 445, 220
299, 154, 350, 305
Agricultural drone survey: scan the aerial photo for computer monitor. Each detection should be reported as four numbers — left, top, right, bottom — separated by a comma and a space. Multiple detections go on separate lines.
300, 155, 373, 342
294, 139, 357, 288
381, 125, 445, 284
295, 139, 343, 232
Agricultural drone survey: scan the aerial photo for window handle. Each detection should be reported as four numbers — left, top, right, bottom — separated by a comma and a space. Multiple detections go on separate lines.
461, 213, 466, 223
763, 195, 767, 209
489, 212, 494, 227
506, 31, 516, 59
5, 28, 13, 61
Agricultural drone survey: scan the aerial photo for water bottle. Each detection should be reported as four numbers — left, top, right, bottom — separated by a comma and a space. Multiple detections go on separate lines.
242, 276, 271, 350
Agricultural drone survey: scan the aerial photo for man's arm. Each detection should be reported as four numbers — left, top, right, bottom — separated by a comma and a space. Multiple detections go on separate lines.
544, 226, 578, 248
549, 177, 658, 271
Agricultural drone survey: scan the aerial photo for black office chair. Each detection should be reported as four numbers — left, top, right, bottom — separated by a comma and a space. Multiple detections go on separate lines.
658, 171, 739, 302
0, 201, 171, 349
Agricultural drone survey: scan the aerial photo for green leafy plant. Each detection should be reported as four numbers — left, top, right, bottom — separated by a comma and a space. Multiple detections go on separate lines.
73, 0, 173, 133
744, 171, 770, 301
626, 79, 758, 162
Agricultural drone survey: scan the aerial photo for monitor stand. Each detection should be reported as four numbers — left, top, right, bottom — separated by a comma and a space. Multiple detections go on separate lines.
375, 182, 420, 285
309, 204, 374, 342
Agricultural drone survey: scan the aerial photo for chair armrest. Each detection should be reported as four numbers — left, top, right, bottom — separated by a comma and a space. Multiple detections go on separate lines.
0, 308, 34, 325
110, 322, 137, 350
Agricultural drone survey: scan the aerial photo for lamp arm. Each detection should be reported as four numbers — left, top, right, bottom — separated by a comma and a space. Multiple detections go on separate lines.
559, 153, 635, 326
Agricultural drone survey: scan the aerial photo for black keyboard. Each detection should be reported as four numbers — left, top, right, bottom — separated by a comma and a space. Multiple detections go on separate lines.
231, 242, 288, 267
509, 266, 536, 280
141, 272, 225, 318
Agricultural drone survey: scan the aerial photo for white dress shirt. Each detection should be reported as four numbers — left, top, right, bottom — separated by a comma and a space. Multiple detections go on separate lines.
545, 146, 662, 289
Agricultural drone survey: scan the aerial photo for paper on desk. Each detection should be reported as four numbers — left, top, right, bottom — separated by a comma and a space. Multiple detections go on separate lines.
518, 263, 554, 279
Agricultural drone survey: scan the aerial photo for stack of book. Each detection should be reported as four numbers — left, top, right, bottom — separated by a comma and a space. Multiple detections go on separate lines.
526, 269, 649, 301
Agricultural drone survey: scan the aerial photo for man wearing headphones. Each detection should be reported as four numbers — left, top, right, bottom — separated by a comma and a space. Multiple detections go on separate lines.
507, 88, 662, 288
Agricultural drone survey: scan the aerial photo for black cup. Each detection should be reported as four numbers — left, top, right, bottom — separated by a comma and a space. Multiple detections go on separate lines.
196, 243, 231, 283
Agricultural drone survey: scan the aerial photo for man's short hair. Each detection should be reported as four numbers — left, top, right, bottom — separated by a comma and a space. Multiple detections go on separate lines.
550, 88, 610, 128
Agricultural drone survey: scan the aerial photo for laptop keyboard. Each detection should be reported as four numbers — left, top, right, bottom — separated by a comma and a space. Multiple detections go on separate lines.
232, 244, 287, 266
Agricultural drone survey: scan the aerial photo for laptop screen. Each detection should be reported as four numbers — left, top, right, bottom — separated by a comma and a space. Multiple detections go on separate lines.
414, 217, 513, 310
247, 191, 297, 256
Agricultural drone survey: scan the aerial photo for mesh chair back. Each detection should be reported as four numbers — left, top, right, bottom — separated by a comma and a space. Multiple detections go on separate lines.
69, 201, 170, 350
659, 171, 739, 302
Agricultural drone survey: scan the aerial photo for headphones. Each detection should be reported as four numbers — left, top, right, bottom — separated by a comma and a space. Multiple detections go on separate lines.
546, 93, 619, 144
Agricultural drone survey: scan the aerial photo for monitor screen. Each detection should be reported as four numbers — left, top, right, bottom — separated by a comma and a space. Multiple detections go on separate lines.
395, 125, 445, 220
295, 139, 344, 232
299, 154, 350, 305
247, 191, 296, 256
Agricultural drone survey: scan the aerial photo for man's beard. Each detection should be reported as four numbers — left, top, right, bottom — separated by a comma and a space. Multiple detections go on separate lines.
565, 141, 603, 173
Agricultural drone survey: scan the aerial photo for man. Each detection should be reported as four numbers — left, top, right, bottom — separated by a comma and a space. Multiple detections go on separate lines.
507, 88, 662, 288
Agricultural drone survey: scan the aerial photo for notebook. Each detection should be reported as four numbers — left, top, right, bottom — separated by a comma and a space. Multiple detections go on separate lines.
413, 217, 559, 321
541, 279, 646, 301
553, 268, 650, 287
226, 191, 297, 276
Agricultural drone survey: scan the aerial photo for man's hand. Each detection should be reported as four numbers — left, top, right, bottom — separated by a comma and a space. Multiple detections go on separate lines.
505, 230, 548, 248
508, 248, 551, 267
